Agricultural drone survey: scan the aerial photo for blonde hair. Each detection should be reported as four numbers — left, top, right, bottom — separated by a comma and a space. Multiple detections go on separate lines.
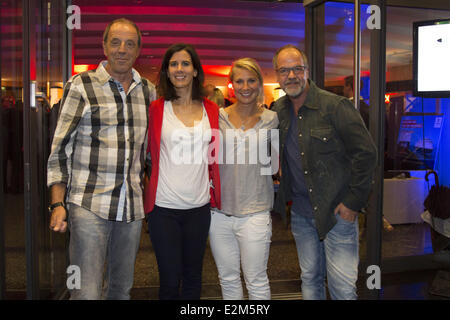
210, 88, 225, 108
229, 57, 264, 101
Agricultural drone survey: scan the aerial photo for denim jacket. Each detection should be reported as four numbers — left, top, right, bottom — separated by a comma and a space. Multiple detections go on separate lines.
272, 80, 377, 240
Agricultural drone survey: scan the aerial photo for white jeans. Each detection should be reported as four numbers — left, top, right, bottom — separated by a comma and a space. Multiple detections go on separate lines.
209, 211, 272, 300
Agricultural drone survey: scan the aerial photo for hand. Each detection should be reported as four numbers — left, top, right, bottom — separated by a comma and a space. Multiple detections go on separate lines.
49, 206, 67, 233
273, 168, 281, 181
143, 174, 150, 195
334, 203, 358, 222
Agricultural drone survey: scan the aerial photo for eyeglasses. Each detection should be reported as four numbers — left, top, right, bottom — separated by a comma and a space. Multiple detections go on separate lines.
276, 66, 307, 77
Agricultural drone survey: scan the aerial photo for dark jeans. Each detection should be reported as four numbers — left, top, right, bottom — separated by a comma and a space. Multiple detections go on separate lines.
147, 203, 211, 300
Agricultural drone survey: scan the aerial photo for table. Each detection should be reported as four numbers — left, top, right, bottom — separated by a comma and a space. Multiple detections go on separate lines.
383, 177, 428, 224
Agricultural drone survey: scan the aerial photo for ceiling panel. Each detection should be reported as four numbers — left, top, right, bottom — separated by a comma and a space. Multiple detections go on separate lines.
72, 0, 306, 84
1, 0, 449, 88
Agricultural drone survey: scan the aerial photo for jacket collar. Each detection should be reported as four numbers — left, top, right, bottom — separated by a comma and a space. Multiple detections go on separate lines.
302, 80, 320, 110
278, 79, 320, 112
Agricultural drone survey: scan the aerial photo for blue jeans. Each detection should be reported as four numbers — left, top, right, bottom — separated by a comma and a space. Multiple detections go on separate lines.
147, 204, 211, 300
68, 203, 143, 300
290, 210, 359, 300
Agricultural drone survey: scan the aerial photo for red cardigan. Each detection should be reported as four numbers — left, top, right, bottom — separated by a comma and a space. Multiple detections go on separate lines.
144, 97, 221, 214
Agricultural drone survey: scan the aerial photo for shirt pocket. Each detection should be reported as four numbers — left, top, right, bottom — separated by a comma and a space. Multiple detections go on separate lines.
310, 127, 339, 155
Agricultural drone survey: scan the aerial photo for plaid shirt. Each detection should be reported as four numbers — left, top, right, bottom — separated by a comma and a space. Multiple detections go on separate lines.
47, 61, 156, 222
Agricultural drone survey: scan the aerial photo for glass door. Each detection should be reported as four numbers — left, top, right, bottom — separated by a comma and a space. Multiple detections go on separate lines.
1, 0, 26, 300
0, 0, 69, 300
307, 0, 450, 299
24, 0, 70, 299
305, 0, 387, 299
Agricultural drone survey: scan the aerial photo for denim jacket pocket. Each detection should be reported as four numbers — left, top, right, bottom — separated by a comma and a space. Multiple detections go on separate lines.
310, 127, 339, 155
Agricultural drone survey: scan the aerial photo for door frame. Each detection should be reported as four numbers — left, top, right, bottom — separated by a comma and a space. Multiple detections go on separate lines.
22, 0, 72, 300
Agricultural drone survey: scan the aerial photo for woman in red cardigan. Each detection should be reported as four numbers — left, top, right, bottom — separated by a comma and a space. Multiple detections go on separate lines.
144, 43, 221, 300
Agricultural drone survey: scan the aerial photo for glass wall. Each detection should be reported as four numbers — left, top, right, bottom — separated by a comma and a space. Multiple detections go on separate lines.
383, 6, 450, 259
323, 1, 377, 273
0, 0, 68, 299
1, 0, 26, 299
32, 0, 69, 299
323, 1, 450, 268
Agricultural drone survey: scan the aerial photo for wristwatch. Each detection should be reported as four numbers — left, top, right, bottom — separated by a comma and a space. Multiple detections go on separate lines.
48, 202, 66, 213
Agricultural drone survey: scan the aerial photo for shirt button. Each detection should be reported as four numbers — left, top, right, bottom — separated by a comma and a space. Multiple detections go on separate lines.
300, 152, 305, 156
299, 134, 302, 137
309, 188, 313, 193
304, 170, 308, 175
314, 206, 318, 211
299, 116, 303, 120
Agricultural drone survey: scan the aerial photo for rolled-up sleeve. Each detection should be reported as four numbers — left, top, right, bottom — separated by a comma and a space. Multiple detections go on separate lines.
47, 79, 85, 187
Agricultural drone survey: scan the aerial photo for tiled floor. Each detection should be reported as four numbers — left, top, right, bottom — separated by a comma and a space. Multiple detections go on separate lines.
129, 213, 450, 300
128, 269, 450, 300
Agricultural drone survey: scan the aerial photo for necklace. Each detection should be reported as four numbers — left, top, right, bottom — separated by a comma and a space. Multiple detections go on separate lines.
233, 105, 262, 131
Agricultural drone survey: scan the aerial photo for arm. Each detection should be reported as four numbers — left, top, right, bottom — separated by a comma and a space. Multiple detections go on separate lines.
47, 79, 85, 187
332, 99, 377, 218
47, 78, 85, 232
271, 113, 280, 177
49, 183, 68, 232
143, 102, 153, 196
143, 151, 151, 199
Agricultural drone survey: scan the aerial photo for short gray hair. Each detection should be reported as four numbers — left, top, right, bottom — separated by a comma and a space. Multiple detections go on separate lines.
103, 18, 142, 48
272, 44, 309, 70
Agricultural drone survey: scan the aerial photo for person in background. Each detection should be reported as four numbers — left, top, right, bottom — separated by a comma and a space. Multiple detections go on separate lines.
205, 83, 215, 99
47, 18, 156, 299
271, 45, 377, 300
144, 43, 221, 300
209, 58, 278, 300
343, 75, 393, 233
343, 75, 370, 129
210, 87, 225, 108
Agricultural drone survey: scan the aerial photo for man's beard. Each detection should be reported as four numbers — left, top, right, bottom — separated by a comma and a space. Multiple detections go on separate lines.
284, 80, 306, 98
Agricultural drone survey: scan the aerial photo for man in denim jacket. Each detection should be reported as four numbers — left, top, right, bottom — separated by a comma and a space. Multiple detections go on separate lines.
271, 45, 377, 300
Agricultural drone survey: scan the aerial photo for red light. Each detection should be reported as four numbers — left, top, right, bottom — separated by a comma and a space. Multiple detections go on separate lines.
385, 94, 390, 103
203, 65, 231, 77
228, 83, 233, 89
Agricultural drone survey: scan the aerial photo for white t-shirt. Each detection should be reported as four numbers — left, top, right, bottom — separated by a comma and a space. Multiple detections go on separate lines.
155, 101, 211, 209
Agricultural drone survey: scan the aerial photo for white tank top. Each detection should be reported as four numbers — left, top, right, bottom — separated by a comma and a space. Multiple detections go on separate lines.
155, 100, 211, 209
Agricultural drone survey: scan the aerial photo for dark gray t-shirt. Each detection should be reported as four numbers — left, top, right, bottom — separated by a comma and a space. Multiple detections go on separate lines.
284, 108, 314, 218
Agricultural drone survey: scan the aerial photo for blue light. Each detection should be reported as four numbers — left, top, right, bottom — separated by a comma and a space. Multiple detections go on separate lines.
435, 98, 450, 187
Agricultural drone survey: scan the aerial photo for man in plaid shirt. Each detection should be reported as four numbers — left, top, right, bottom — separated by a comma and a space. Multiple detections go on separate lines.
47, 18, 156, 299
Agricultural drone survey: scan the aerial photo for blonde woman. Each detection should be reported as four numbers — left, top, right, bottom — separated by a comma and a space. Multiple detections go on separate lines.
210, 87, 225, 108
209, 58, 279, 300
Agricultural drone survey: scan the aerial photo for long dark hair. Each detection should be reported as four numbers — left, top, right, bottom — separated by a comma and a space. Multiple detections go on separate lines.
157, 43, 206, 101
